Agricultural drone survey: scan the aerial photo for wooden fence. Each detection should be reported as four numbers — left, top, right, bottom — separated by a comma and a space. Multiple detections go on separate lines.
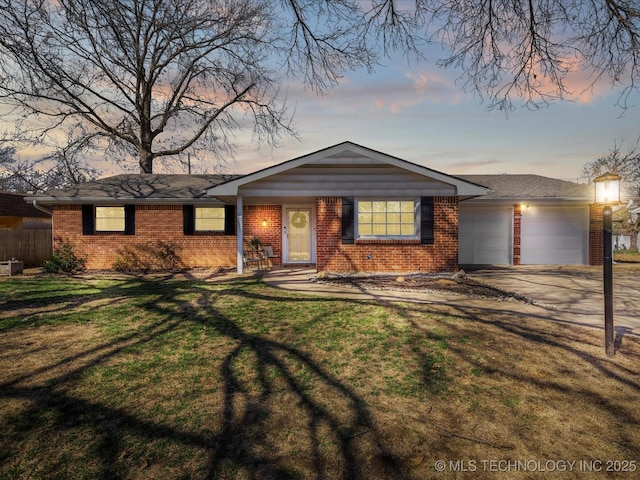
0, 229, 52, 266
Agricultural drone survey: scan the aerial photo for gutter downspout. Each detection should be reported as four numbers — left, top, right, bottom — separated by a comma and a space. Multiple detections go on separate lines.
32, 200, 53, 216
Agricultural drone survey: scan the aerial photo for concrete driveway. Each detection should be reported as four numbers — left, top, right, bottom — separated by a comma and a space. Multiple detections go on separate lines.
466, 264, 640, 336
264, 265, 640, 337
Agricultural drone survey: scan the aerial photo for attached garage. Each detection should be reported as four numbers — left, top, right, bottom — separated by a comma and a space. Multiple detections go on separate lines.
459, 206, 512, 265
521, 206, 589, 264
458, 174, 593, 267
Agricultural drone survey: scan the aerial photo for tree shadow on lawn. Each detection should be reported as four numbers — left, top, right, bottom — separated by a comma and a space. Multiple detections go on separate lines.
388, 298, 640, 459
0, 277, 406, 480
2, 275, 639, 479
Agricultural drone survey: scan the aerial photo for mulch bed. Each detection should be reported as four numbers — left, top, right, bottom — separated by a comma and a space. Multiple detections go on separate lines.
315, 272, 534, 303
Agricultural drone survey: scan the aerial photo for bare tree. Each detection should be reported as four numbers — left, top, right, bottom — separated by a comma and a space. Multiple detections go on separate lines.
0, 134, 101, 193
0, 143, 14, 163
423, 0, 640, 111
0, 0, 300, 173
1, 1, 639, 175
582, 138, 640, 197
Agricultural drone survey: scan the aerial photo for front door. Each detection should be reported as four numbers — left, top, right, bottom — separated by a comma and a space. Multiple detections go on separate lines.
284, 207, 313, 263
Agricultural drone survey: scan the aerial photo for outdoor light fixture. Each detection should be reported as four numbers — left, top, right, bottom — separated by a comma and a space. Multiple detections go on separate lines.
595, 173, 621, 205
594, 172, 621, 357
262, 218, 268, 227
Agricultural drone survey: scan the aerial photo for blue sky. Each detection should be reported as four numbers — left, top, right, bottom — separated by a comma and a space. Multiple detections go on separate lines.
228, 53, 640, 184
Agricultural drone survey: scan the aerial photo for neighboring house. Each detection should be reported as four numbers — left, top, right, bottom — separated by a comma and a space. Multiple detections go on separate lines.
1, 191, 53, 265
0, 191, 52, 230
26, 142, 605, 273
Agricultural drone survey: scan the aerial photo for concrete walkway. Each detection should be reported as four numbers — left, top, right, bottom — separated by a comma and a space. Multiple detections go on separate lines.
263, 265, 640, 337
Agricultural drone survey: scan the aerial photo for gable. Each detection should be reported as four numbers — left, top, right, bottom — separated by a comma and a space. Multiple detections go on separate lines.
207, 142, 489, 200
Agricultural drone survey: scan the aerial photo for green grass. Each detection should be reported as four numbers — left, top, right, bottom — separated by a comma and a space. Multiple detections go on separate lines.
1, 273, 639, 479
614, 248, 640, 263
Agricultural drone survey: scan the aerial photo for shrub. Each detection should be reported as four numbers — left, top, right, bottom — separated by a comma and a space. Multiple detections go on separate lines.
42, 239, 87, 274
113, 240, 182, 273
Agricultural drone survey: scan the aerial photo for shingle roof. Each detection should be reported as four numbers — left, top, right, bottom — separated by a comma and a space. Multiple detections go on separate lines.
0, 191, 51, 217
26, 172, 593, 204
27, 174, 239, 204
457, 174, 592, 200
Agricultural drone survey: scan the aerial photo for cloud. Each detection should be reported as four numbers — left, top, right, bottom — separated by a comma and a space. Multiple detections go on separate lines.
406, 71, 462, 102
283, 65, 466, 117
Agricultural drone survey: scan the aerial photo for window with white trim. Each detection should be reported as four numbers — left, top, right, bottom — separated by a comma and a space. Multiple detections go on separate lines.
195, 206, 225, 232
95, 206, 125, 232
356, 199, 419, 238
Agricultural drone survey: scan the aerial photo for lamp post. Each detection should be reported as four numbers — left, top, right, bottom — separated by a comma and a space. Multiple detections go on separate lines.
594, 173, 621, 357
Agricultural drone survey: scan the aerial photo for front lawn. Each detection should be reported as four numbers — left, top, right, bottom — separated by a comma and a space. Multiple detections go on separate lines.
1, 274, 638, 479
615, 248, 640, 263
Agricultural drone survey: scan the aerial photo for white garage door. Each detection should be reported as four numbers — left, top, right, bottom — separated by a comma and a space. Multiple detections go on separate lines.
521, 206, 588, 264
459, 206, 512, 264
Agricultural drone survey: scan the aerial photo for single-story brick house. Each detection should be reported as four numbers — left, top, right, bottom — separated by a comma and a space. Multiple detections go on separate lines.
26, 142, 604, 273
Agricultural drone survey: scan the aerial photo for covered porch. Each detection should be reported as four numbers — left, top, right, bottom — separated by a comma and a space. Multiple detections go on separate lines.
237, 198, 317, 273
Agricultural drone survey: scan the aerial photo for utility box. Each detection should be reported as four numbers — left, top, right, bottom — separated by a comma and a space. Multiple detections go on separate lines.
0, 259, 24, 276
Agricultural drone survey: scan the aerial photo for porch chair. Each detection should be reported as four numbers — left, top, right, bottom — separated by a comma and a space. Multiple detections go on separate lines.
262, 245, 278, 268
243, 250, 263, 270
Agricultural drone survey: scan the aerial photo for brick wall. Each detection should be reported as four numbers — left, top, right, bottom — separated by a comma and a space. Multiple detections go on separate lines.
243, 205, 282, 265
52, 205, 237, 270
513, 204, 522, 265
54, 198, 463, 273
315, 196, 459, 273
589, 204, 604, 265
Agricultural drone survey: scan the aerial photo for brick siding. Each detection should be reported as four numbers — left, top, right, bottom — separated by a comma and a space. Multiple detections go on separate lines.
315, 196, 459, 273
589, 204, 604, 265
243, 205, 282, 265
53, 197, 529, 273
513, 204, 522, 265
52, 205, 237, 270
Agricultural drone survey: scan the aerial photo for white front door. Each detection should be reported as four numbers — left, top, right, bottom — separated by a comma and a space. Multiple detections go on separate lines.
284, 207, 314, 264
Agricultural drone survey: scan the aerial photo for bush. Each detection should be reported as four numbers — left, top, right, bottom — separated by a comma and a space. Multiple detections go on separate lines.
113, 240, 182, 273
42, 239, 87, 274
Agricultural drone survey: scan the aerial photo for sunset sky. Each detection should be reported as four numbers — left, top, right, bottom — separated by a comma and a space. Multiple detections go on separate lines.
226, 53, 640, 184
3, 33, 640, 185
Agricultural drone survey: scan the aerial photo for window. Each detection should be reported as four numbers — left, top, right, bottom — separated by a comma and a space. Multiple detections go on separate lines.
356, 200, 418, 238
183, 205, 235, 235
95, 206, 125, 232
82, 205, 135, 235
195, 207, 225, 231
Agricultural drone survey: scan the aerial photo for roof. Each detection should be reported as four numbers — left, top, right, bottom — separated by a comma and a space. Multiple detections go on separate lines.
0, 191, 51, 217
206, 141, 490, 199
458, 174, 592, 201
23, 150, 594, 206
26, 174, 239, 205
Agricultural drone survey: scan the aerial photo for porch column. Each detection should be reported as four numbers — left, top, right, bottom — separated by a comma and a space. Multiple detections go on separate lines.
236, 196, 244, 274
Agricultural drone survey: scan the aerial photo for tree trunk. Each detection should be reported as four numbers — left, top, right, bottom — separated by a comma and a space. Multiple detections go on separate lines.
139, 147, 153, 174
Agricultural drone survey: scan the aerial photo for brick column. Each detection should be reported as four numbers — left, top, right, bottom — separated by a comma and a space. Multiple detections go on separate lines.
589, 204, 603, 265
513, 204, 522, 265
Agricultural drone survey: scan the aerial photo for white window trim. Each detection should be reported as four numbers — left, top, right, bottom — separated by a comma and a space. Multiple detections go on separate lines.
355, 198, 420, 240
